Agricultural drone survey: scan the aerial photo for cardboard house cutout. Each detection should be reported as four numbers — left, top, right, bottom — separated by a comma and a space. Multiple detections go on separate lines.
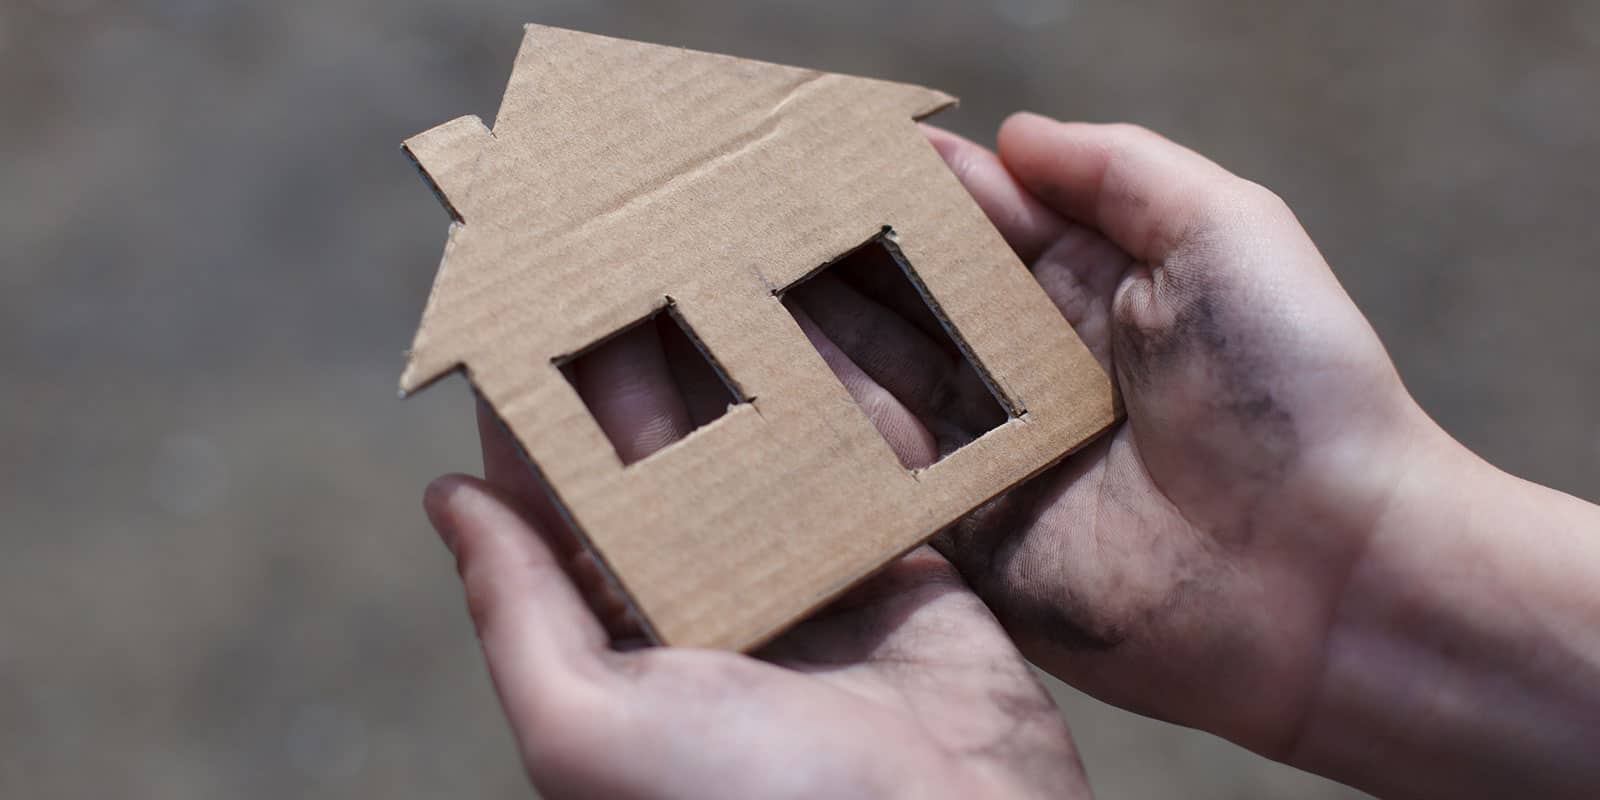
401, 25, 1116, 651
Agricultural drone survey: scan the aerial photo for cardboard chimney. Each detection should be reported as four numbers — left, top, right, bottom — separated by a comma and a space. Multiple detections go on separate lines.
401, 25, 1116, 651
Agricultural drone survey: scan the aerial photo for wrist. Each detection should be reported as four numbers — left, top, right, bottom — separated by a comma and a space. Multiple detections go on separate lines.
1288, 414, 1600, 798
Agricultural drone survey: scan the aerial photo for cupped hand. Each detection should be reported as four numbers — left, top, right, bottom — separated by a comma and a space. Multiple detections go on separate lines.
422, 318, 1092, 799
806, 112, 1428, 757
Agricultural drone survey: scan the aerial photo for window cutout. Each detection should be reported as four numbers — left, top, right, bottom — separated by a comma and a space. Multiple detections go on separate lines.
780, 231, 1014, 469
558, 304, 743, 466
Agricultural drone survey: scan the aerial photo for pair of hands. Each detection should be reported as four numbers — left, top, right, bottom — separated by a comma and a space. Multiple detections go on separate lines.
423, 112, 1588, 798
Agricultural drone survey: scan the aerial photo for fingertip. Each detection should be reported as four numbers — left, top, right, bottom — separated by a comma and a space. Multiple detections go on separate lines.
920, 123, 989, 186
993, 116, 1238, 263
998, 109, 1053, 134
423, 472, 476, 522
423, 473, 486, 550
996, 110, 1058, 153
423, 473, 611, 649
922, 118, 1070, 263
919, 122, 972, 160
995, 112, 1081, 179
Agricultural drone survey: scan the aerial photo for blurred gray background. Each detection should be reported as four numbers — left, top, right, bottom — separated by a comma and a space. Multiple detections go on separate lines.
4, 0, 1597, 797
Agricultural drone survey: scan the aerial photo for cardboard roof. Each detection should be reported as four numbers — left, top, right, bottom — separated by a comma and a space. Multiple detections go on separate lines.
401, 24, 1116, 651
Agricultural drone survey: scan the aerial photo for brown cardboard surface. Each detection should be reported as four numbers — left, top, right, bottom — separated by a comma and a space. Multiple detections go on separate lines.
400, 24, 1117, 651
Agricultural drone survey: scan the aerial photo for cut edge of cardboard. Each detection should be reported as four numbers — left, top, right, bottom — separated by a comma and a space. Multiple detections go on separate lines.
396, 24, 1119, 652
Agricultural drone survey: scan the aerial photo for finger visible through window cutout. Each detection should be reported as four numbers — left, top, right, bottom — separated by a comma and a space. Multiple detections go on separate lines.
782, 234, 1010, 460
560, 305, 743, 466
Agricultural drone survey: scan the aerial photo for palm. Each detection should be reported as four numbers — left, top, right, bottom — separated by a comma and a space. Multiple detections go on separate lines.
535, 547, 1085, 800
929, 222, 1269, 725
827, 123, 1421, 753
798, 207, 1261, 727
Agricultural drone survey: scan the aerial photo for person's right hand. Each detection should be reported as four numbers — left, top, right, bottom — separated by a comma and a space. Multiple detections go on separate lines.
802, 113, 1425, 759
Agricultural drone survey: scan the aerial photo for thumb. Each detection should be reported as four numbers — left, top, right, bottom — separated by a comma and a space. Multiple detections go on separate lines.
995, 112, 1265, 265
423, 475, 610, 735
993, 114, 1333, 392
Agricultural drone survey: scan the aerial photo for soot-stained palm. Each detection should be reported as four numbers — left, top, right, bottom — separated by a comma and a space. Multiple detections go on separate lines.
423, 304, 1092, 798
804, 115, 1425, 758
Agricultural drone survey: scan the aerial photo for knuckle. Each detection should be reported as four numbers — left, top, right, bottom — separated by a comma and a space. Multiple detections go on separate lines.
1111, 283, 1165, 356
1104, 121, 1159, 142
1098, 123, 1164, 169
1171, 177, 1290, 256
1233, 177, 1293, 219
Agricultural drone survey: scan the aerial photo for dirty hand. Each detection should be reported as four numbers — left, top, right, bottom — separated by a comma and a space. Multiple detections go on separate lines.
805, 112, 1600, 799
898, 113, 1413, 754
421, 324, 1093, 799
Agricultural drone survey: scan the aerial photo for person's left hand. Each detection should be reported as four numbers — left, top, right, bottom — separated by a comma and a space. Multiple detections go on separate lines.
422, 320, 1091, 799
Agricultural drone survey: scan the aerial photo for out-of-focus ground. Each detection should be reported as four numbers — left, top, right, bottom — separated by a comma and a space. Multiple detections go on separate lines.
4, 1, 1597, 797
